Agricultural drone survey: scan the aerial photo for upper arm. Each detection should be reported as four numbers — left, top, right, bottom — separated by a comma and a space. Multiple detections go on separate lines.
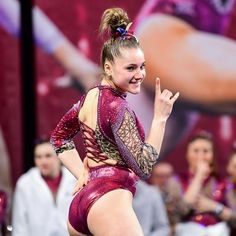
110, 103, 158, 178
50, 101, 81, 155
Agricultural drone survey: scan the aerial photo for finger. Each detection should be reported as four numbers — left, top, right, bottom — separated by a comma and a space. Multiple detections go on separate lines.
84, 172, 89, 185
72, 178, 83, 194
72, 182, 81, 194
72, 182, 84, 195
83, 157, 88, 167
155, 77, 161, 96
162, 89, 173, 98
170, 92, 179, 103
72, 186, 79, 195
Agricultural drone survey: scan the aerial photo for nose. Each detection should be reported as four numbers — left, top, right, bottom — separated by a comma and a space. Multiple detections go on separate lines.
134, 69, 144, 79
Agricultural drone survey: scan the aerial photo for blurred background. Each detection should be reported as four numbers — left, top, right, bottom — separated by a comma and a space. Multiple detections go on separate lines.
1, 2, 236, 234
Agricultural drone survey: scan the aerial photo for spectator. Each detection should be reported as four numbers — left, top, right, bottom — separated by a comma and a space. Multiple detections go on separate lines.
133, 180, 170, 236
149, 162, 174, 193
166, 131, 236, 236
226, 143, 236, 236
12, 139, 75, 236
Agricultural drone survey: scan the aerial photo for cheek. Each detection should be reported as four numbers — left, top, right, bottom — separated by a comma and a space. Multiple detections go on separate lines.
187, 152, 198, 162
34, 159, 41, 167
228, 166, 235, 175
204, 153, 214, 163
232, 164, 236, 173
142, 70, 146, 78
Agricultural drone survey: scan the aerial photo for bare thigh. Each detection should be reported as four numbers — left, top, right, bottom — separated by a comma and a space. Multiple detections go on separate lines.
67, 221, 87, 236
87, 189, 144, 236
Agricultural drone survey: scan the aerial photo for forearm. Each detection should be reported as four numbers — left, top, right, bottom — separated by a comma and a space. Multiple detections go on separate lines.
183, 174, 204, 204
58, 149, 84, 179
146, 118, 167, 154
207, 201, 236, 225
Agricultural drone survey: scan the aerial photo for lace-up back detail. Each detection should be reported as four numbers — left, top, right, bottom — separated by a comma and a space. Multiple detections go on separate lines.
78, 86, 127, 165
79, 122, 109, 163
51, 84, 159, 179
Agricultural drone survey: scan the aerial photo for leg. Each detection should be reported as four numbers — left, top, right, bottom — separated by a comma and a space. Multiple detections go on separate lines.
67, 221, 87, 236
87, 189, 144, 236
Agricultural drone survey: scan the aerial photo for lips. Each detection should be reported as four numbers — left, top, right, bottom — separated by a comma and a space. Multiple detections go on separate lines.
129, 78, 143, 84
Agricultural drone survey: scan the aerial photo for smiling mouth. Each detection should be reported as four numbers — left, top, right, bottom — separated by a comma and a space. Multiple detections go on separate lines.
129, 78, 143, 84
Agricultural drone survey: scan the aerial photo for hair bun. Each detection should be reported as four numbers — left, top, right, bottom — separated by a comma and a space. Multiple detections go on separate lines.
100, 8, 131, 37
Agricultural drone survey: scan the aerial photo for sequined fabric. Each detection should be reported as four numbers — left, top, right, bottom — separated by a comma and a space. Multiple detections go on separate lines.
114, 110, 158, 178
50, 102, 80, 155
68, 165, 138, 235
51, 85, 159, 179
0, 190, 7, 225
94, 125, 126, 165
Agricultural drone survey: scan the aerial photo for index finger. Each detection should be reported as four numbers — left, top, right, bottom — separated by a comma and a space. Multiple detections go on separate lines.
155, 77, 161, 96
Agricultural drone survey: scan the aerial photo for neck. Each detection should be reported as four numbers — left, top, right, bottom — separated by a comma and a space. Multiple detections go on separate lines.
42, 169, 61, 179
101, 77, 125, 94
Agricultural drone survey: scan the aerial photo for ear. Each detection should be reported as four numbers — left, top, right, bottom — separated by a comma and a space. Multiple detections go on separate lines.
104, 61, 113, 76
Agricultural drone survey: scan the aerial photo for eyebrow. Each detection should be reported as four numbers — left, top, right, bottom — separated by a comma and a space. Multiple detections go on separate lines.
125, 62, 146, 66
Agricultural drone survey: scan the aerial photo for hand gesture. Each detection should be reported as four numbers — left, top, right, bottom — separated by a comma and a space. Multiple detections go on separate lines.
153, 77, 179, 121
72, 157, 90, 195
194, 195, 217, 213
195, 160, 211, 180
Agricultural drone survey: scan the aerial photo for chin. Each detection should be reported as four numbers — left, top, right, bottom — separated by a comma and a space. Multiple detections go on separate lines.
129, 86, 141, 94
41, 171, 51, 177
129, 89, 140, 95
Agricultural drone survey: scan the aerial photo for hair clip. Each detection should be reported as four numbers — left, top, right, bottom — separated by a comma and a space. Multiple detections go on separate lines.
112, 22, 139, 43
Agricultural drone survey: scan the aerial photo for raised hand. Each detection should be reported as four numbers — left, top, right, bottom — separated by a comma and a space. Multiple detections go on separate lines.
153, 77, 179, 121
195, 160, 211, 180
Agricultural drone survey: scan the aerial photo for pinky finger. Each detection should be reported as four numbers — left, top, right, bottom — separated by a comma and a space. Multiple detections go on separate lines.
170, 92, 180, 103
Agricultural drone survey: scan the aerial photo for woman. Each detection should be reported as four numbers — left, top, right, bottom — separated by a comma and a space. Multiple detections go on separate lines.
50, 7, 178, 236
226, 144, 236, 236
166, 131, 236, 236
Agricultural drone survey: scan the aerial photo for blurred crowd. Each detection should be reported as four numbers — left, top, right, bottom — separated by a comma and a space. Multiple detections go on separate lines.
1, 130, 236, 236
1, 0, 236, 235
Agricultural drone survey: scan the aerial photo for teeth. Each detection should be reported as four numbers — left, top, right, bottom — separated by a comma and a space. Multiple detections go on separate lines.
130, 79, 141, 84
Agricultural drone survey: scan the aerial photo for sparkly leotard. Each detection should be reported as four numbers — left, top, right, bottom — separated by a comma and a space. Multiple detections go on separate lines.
50, 84, 159, 234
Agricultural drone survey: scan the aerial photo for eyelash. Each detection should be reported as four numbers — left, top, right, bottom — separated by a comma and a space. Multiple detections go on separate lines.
127, 66, 134, 71
127, 64, 145, 71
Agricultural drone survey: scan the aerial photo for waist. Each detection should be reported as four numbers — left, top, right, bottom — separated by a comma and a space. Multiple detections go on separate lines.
88, 164, 138, 183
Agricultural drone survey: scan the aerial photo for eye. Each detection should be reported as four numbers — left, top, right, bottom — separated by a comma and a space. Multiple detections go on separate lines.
193, 149, 199, 153
45, 153, 53, 158
127, 66, 135, 71
140, 64, 146, 70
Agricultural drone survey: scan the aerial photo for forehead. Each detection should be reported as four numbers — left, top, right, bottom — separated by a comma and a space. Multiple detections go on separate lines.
188, 139, 212, 148
114, 47, 145, 64
35, 143, 54, 154
154, 164, 173, 173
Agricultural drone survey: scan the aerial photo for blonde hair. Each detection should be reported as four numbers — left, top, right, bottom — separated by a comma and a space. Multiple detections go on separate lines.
99, 8, 139, 69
